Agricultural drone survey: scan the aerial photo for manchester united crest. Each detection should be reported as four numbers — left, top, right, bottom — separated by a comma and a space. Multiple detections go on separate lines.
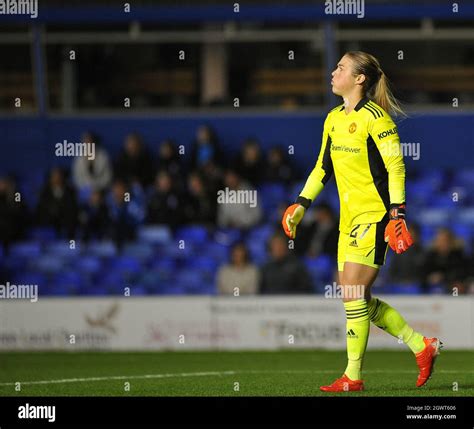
349, 122, 357, 133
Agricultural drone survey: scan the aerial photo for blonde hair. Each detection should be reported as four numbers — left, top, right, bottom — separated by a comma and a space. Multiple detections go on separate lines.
344, 51, 405, 118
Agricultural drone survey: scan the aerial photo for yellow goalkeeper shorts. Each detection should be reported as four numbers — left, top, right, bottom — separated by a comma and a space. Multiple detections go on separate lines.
337, 215, 389, 272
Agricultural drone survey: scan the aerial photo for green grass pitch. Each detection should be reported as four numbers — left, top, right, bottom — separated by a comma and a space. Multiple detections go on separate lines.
0, 350, 472, 396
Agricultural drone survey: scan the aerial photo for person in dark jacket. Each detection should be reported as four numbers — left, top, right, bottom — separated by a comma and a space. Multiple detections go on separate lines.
36, 167, 78, 239
260, 232, 313, 294
115, 133, 154, 187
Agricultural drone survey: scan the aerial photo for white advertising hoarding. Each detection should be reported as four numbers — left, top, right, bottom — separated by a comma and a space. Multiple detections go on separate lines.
0, 296, 472, 350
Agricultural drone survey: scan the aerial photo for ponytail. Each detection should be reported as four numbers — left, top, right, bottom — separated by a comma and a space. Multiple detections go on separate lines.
345, 51, 406, 118
372, 70, 405, 118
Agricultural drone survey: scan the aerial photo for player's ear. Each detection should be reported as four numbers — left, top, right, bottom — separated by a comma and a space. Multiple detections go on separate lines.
355, 74, 366, 86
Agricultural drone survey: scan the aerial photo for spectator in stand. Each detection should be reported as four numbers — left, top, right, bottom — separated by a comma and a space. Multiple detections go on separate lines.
157, 139, 183, 184
424, 227, 468, 293
190, 124, 223, 170
36, 167, 78, 239
72, 132, 112, 192
234, 138, 264, 186
260, 232, 313, 294
183, 171, 216, 225
217, 168, 262, 229
264, 146, 294, 183
107, 179, 145, 248
297, 203, 339, 259
0, 175, 29, 249
388, 223, 425, 286
115, 133, 154, 188
217, 242, 260, 294
147, 170, 182, 228
78, 189, 109, 242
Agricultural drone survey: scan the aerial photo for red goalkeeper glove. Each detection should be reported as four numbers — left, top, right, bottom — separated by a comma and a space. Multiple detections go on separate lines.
384, 204, 414, 254
282, 204, 306, 239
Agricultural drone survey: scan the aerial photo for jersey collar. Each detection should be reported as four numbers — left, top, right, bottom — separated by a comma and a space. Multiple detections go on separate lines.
339, 96, 370, 112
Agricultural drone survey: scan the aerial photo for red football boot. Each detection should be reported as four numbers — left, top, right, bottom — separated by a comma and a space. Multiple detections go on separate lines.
320, 374, 364, 392
415, 337, 442, 387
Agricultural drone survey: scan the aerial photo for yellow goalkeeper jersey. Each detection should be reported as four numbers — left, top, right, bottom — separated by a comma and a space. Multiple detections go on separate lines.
298, 97, 406, 233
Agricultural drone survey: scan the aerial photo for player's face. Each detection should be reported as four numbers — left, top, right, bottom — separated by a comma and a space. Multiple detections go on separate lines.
331, 56, 358, 96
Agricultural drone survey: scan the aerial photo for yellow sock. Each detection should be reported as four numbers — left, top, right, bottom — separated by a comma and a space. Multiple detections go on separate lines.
344, 299, 370, 381
368, 297, 425, 354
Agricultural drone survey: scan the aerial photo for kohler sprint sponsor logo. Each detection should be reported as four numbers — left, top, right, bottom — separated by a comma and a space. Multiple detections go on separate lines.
18, 403, 56, 423
0, 0, 38, 18
324, 0, 365, 19
0, 282, 38, 302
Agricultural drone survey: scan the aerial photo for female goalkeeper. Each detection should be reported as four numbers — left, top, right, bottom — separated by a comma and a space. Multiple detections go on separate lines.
282, 51, 441, 392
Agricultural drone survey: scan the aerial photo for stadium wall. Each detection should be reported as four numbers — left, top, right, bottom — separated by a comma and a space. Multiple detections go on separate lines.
0, 112, 472, 177
0, 296, 471, 350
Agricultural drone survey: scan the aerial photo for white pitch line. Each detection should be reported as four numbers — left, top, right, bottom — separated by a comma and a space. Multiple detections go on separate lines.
0, 369, 471, 387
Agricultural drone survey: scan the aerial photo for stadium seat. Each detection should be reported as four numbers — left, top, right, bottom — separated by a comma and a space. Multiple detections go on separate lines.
247, 224, 274, 243
46, 241, 81, 260
175, 225, 209, 245
304, 254, 335, 293
456, 208, 474, 225
245, 239, 267, 265
418, 208, 452, 226
87, 240, 118, 258
258, 183, 288, 212
10, 241, 41, 259
137, 225, 172, 245
50, 271, 84, 295
75, 255, 102, 275
213, 228, 242, 246
201, 242, 230, 264
420, 225, 437, 245
122, 242, 154, 263
27, 227, 58, 243
32, 254, 66, 274
173, 269, 208, 294
387, 283, 422, 294
428, 284, 446, 294
108, 256, 141, 275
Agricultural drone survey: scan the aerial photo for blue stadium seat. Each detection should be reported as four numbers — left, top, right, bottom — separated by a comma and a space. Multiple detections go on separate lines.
202, 242, 230, 264
456, 208, 474, 225
258, 183, 288, 212
418, 208, 452, 226
32, 254, 66, 274
27, 227, 58, 243
387, 283, 422, 294
50, 271, 83, 295
137, 225, 172, 245
213, 228, 242, 246
186, 255, 219, 274
304, 255, 335, 292
109, 256, 141, 275
248, 224, 274, 243
122, 242, 154, 263
175, 225, 209, 245
428, 284, 446, 294
76, 255, 102, 275
420, 225, 436, 245
78, 186, 93, 204
454, 168, 474, 186
245, 239, 267, 265
10, 241, 41, 259
139, 271, 167, 294
87, 240, 118, 258
174, 270, 210, 295
428, 193, 457, 209
13, 271, 47, 291
46, 241, 81, 260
